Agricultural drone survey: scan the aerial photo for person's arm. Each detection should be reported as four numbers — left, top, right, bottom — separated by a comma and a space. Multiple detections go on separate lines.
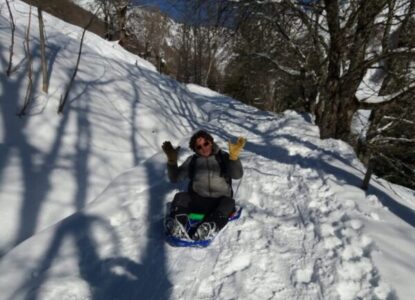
227, 137, 246, 179
166, 156, 192, 183
224, 152, 243, 179
162, 141, 186, 183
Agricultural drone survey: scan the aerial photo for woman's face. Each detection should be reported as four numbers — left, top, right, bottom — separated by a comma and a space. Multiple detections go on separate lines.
195, 137, 213, 157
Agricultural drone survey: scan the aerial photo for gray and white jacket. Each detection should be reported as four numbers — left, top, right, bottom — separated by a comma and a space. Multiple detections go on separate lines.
166, 143, 243, 198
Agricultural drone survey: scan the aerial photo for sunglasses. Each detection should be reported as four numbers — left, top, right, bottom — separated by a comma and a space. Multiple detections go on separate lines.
196, 141, 211, 150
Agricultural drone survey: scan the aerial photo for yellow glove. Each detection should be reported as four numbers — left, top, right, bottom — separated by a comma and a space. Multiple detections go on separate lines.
228, 137, 247, 160
162, 141, 180, 164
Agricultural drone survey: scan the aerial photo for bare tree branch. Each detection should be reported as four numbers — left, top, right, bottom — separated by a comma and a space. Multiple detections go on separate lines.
58, 27, 87, 114
358, 81, 415, 108
58, 8, 99, 113
371, 136, 415, 144
18, 5, 33, 117
5, 0, 16, 77
38, 7, 48, 93
383, 115, 415, 125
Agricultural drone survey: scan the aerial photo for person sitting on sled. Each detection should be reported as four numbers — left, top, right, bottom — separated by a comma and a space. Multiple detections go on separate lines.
162, 130, 246, 241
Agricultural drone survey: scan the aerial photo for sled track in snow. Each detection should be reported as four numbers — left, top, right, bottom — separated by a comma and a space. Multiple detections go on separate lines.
288, 163, 325, 300
173, 152, 329, 299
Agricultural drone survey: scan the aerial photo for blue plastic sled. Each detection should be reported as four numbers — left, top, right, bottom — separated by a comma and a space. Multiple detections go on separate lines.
165, 207, 243, 248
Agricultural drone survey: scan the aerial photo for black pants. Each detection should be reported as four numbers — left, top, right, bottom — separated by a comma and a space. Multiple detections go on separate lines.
170, 192, 235, 231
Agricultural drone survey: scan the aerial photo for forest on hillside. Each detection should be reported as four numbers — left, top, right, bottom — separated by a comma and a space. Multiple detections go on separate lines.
4, 0, 415, 190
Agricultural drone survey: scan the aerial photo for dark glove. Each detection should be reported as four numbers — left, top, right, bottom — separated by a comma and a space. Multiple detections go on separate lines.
162, 141, 180, 164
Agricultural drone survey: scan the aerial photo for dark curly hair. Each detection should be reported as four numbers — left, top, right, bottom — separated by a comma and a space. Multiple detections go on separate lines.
189, 130, 214, 152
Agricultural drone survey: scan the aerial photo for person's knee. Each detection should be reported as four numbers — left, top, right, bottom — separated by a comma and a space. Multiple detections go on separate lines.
222, 196, 235, 207
218, 197, 235, 214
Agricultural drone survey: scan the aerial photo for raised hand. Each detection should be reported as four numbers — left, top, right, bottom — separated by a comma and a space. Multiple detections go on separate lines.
162, 141, 180, 164
228, 137, 247, 160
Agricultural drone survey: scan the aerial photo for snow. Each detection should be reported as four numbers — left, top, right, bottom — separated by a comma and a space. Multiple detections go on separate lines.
1, 1, 415, 300
356, 80, 415, 104
351, 109, 371, 138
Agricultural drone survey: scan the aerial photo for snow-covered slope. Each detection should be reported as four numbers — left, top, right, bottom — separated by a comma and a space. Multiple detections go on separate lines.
1, 1, 415, 300
0, 0, 205, 253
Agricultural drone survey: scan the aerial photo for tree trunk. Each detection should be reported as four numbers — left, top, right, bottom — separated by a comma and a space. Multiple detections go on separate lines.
361, 158, 373, 190
316, 0, 383, 142
5, 0, 15, 77
58, 11, 97, 113
104, 12, 112, 40
58, 27, 87, 113
317, 0, 342, 139
317, 78, 361, 141
19, 6, 33, 116
38, 7, 48, 93
117, 5, 128, 46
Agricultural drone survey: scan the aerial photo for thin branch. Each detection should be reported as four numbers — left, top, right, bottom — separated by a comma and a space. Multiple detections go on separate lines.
377, 152, 415, 178
5, 0, 16, 77
57, 27, 87, 114
38, 7, 48, 93
371, 136, 415, 144
248, 52, 303, 77
18, 6, 33, 117
375, 121, 394, 134
359, 81, 415, 105
383, 116, 415, 125
58, 8, 99, 113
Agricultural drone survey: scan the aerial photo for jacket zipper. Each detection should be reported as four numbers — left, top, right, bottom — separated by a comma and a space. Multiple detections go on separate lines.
207, 157, 212, 197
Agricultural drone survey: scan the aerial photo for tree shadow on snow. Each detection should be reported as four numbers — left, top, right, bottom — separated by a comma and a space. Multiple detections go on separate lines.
15, 154, 173, 300
181, 90, 415, 229
15, 212, 167, 300
1, 34, 202, 297
13, 78, 173, 300
0, 42, 73, 255
245, 134, 415, 228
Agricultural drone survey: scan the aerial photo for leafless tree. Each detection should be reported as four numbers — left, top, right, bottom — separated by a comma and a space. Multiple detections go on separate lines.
94, 0, 117, 40
231, 0, 414, 138
169, 0, 233, 89
5, 0, 16, 77
19, 5, 33, 116
227, 0, 415, 188
37, 7, 48, 93
87, 0, 132, 41
176, 23, 192, 83
58, 11, 98, 113
116, 1, 130, 45
127, 7, 170, 66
